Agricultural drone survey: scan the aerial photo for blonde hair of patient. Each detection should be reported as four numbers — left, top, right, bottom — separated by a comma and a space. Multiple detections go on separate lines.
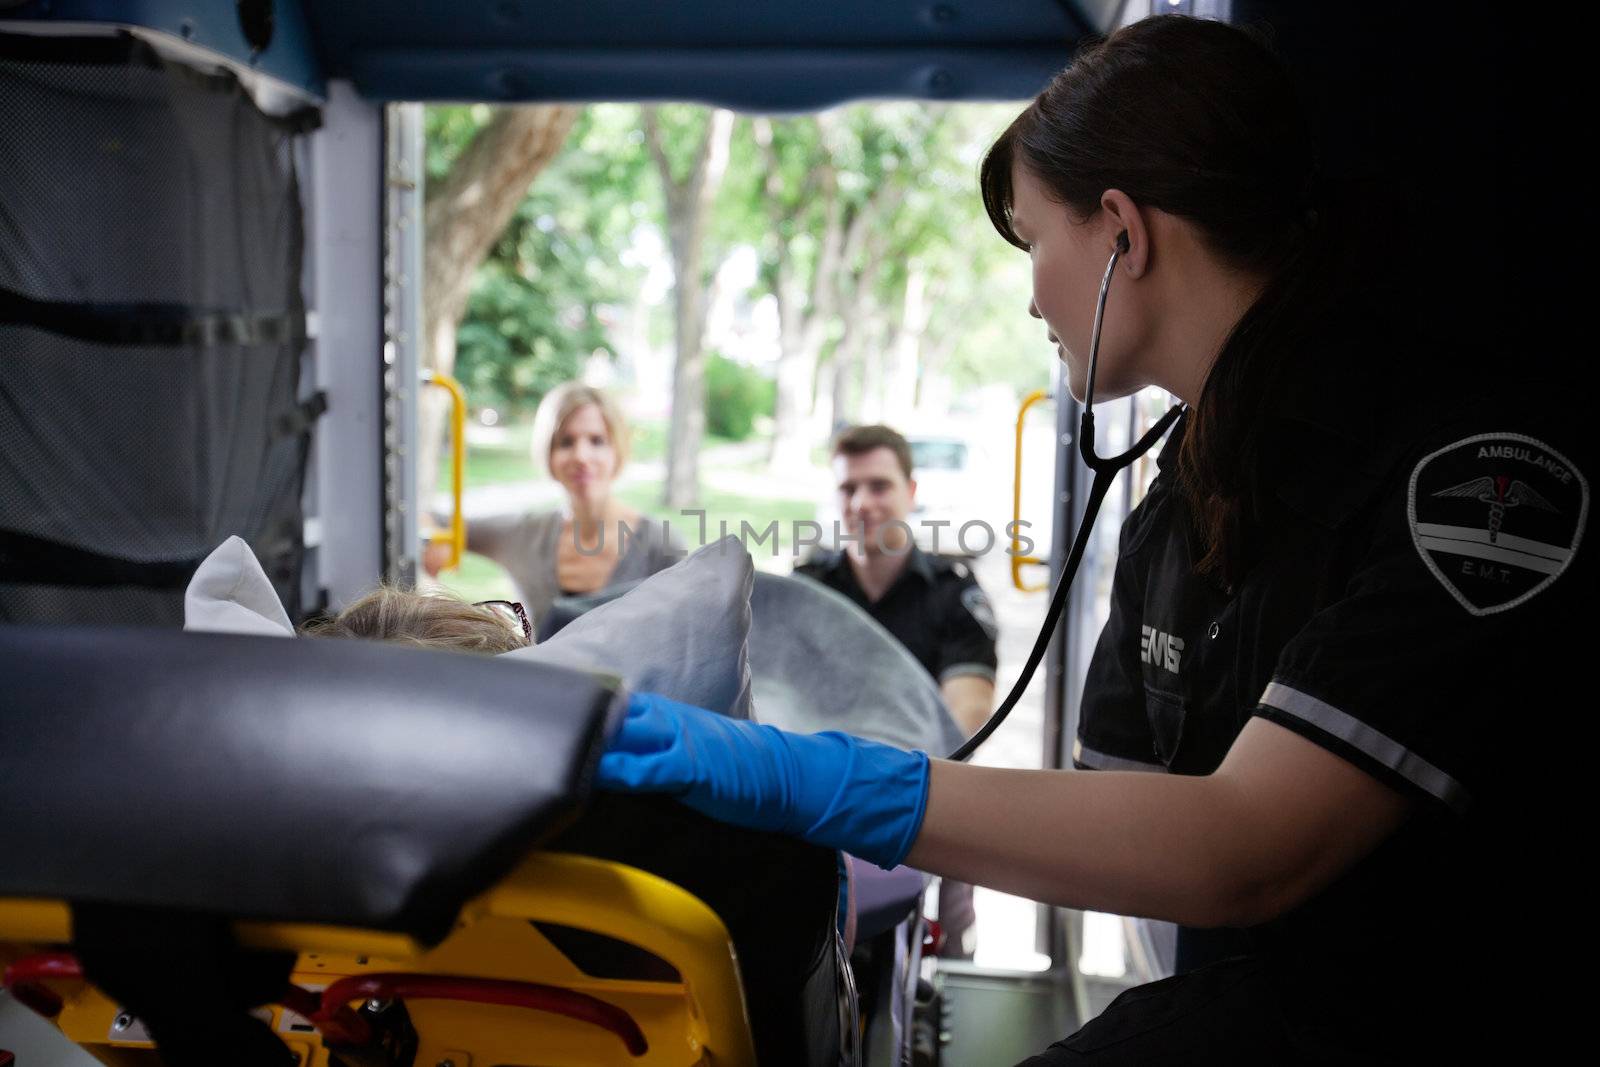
303, 585, 527, 654
529, 382, 631, 480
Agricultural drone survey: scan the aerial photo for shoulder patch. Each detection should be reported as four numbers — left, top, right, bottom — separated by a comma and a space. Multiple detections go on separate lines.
1408, 432, 1588, 616
960, 585, 999, 640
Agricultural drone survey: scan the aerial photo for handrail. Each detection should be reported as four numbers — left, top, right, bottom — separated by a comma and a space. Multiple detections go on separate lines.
1011, 389, 1051, 592
422, 371, 467, 571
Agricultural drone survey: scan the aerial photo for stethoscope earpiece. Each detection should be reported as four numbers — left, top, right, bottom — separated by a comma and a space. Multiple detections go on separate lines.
1115, 230, 1130, 255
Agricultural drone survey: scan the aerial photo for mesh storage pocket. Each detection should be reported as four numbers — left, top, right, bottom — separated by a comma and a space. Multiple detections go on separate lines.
0, 33, 316, 624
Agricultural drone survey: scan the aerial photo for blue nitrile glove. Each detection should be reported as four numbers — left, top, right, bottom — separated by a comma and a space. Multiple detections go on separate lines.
597, 692, 931, 870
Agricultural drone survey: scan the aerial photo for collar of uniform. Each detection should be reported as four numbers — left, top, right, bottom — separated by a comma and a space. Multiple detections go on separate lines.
805, 548, 847, 574
806, 544, 935, 585
842, 544, 937, 586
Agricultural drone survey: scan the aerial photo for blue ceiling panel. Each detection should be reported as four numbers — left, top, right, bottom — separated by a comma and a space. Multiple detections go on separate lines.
339, 45, 1074, 110
3, 1, 1093, 108
302, 0, 1087, 107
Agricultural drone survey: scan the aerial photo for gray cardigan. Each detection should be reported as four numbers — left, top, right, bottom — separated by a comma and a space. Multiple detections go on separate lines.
465, 511, 684, 625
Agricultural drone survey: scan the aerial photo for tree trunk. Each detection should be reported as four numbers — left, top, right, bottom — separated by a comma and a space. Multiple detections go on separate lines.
827, 200, 898, 430
645, 107, 735, 510
757, 117, 847, 474
418, 104, 579, 501
860, 316, 887, 425
813, 355, 836, 439
770, 332, 817, 471
831, 340, 860, 428
884, 266, 927, 426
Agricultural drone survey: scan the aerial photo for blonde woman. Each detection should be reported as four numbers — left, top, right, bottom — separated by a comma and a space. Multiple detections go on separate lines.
424, 383, 682, 627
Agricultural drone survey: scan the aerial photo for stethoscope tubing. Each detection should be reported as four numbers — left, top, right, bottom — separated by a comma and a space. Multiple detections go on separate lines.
946, 237, 1184, 762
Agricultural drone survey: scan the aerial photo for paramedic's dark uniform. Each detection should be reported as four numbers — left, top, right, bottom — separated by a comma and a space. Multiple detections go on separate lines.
1029, 359, 1590, 1063
795, 545, 999, 957
794, 545, 999, 690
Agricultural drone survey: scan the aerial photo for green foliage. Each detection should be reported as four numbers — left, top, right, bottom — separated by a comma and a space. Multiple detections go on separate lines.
426, 104, 656, 418
715, 101, 1046, 402
642, 105, 719, 185
629, 417, 667, 463
425, 103, 494, 182
425, 96, 1045, 435
704, 354, 775, 441
450, 269, 587, 414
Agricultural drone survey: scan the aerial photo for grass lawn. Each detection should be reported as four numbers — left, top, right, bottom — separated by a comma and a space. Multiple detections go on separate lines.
437, 417, 724, 489
430, 425, 819, 603
613, 484, 817, 558
429, 547, 519, 605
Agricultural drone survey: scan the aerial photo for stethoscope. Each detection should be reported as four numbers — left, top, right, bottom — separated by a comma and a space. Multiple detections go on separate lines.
948, 232, 1185, 762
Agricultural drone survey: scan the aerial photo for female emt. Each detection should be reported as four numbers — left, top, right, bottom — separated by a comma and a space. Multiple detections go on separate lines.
600, 16, 1588, 1063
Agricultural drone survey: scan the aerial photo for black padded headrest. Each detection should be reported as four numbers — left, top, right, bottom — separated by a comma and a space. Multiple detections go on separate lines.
0, 625, 621, 944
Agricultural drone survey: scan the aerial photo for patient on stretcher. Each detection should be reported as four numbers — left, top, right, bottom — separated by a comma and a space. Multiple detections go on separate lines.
301, 584, 530, 654
177, 535, 923, 1062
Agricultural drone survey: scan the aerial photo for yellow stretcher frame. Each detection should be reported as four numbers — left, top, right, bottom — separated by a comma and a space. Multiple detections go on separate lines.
1, 852, 757, 1066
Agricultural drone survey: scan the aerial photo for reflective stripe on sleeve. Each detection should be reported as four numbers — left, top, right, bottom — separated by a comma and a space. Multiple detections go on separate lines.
1072, 738, 1167, 773
1259, 682, 1469, 812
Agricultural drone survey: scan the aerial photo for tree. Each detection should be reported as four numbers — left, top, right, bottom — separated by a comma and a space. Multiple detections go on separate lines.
726, 106, 945, 458
419, 104, 579, 497
642, 105, 735, 508
741, 115, 845, 470
752, 103, 1048, 429
445, 106, 656, 421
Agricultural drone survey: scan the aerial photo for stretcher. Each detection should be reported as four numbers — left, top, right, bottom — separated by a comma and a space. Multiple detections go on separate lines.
1, 572, 951, 1065
0, 625, 856, 1065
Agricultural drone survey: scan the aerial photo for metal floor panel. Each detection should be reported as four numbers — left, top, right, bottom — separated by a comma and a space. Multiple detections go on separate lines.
937, 971, 1079, 1066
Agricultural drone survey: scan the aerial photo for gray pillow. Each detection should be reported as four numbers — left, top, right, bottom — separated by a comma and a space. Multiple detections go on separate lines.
507, 536, 754, 718
180, 536, 754, 722
749, 572, 962, 756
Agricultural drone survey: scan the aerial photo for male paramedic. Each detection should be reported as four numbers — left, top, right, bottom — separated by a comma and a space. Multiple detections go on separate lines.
794, 423, 999, 958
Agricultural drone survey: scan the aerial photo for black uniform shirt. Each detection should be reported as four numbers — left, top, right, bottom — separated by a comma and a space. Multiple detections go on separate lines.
793, 546, 999, 687
1077, 356, 1590, 1054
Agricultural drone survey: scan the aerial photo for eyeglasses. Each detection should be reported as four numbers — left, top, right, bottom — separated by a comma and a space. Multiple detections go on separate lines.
475, 599, 533, 644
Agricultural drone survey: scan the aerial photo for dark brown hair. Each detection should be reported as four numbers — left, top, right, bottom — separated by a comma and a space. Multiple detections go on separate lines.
981, 15, 1332, 586
832, 424, 915, 481
302, 585, 528, 654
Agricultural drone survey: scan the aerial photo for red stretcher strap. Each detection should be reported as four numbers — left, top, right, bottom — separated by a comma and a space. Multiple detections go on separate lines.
317, 973, 649, 1056
3, 951, 648, 1058
1, 951, 82, 1017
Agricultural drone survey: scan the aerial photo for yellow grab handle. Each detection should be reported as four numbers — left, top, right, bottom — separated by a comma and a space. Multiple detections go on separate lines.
422, 371, 467, 572
1012, 389, 1050, 592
